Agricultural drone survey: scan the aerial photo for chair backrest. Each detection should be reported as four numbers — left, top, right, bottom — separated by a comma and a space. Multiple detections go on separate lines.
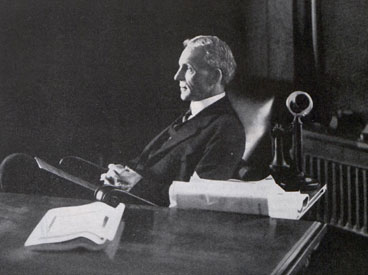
227, 78, 292, 179
228, 93, 275, 160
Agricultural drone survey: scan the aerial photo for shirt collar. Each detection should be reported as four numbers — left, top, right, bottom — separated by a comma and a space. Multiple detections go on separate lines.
190, 92, 226, 118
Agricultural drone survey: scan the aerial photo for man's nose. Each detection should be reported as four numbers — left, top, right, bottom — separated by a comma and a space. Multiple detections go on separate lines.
174, 68, 184, 81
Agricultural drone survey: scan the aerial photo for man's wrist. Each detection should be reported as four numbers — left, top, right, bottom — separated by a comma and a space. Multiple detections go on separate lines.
129, 171, 143, 185
124, 168, 143, 191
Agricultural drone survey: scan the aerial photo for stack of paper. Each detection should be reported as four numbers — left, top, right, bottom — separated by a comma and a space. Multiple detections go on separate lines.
169, 174, 325, 220
25, 202, 125, 250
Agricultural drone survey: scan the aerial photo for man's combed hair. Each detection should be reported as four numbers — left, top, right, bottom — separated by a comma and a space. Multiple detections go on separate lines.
183, 35, 237, 85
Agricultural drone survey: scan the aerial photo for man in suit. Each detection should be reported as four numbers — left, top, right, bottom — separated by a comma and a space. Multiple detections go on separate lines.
100, 35, 245, 206
0, 35, 245, 206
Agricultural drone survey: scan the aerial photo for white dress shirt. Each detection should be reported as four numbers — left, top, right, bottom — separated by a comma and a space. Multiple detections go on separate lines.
188, 92, 226, 120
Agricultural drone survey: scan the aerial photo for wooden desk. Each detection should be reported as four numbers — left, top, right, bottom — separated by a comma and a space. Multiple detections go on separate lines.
0, 193, 326, 275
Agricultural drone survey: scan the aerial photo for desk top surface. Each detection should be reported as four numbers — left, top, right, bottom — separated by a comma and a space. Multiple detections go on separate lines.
0, 193, 325, 275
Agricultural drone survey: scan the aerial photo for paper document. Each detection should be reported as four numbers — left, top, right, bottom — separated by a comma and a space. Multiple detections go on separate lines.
25, 202, 125, 247
169, 174, 326, 219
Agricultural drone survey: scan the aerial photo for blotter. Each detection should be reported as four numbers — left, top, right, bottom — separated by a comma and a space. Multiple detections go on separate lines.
25, 202, 125, 250
169, 174, 326, 220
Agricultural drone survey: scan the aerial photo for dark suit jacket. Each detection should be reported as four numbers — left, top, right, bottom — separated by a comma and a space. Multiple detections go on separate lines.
129, 96, 245, 206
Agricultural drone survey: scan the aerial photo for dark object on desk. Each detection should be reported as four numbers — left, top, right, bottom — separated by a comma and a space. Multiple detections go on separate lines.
269, 124, 296, 189
282, 91, 320, 191
0, 153, 156, 206
36, 156, 157, 206
0, 193, 327, 275
94, 185, 157, 207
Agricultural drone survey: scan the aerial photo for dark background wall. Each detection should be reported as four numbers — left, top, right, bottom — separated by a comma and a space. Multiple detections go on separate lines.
0, 0, 247, 164
0, 0, 367, 165
320, 0, 368, 119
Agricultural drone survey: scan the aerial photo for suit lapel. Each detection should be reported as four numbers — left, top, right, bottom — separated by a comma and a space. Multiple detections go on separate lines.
139, 109, 188, 154
134, 110, 187, 165
149, 115, 210, 159
146, 96, 233, 164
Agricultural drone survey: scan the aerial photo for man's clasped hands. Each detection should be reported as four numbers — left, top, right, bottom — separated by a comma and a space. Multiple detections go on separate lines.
100, 164, 143, 192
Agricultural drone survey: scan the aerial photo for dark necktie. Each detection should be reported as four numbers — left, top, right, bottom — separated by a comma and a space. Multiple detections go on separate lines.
173, 109, 192, 130
182, 109, 192, 123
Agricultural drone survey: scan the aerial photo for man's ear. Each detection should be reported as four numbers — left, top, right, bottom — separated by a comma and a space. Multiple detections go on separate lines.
210, 68, 223, 85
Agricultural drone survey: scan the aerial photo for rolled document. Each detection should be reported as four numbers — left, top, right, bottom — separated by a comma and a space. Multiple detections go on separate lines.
169, 174, 310, 220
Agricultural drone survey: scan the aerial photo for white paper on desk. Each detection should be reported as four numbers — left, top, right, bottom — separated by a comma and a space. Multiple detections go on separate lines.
25, 202, 125, 247
268, 192, 309, 219
169, 174, 310, 219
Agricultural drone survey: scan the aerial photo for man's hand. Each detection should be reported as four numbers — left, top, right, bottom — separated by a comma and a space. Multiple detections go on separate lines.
100, 164, 142, 191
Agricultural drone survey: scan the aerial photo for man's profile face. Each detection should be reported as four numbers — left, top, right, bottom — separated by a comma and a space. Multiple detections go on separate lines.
174, 46, 215, 101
